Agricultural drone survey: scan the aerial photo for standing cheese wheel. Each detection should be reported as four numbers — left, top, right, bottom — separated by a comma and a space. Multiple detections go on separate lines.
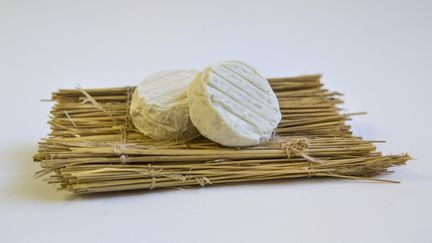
188, 61, 281, 147
130, 70, 199, 140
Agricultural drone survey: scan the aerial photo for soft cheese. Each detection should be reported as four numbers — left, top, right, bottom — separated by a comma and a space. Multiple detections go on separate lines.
188, 61, 281, 147
130, 70, 199, 140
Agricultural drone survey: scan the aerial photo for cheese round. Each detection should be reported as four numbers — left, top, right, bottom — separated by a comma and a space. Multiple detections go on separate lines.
130, 70, 199, 141
188, 61, 281, 147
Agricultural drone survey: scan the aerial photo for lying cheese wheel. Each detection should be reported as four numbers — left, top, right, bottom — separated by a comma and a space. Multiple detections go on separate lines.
130, 70, 199, 140
188, 61, 281, 147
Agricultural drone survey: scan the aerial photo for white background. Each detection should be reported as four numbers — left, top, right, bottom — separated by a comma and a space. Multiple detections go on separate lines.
1, 0, 431, 242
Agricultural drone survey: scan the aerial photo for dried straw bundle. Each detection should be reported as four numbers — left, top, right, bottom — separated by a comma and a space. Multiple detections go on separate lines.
33, 75, 410, 194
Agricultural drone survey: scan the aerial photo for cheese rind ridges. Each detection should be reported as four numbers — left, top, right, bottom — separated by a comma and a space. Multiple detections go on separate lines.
130, 70, 199, 140
188, 61, 281, 147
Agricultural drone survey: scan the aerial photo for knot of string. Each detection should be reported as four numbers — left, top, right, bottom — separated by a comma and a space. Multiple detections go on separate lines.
112, 143, 129, 164
280, 137, 320, 163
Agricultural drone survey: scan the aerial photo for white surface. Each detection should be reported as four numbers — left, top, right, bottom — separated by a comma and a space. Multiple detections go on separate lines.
188, 61, 281, 146
0, 0, 431, 242
131, 69, 198, 140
